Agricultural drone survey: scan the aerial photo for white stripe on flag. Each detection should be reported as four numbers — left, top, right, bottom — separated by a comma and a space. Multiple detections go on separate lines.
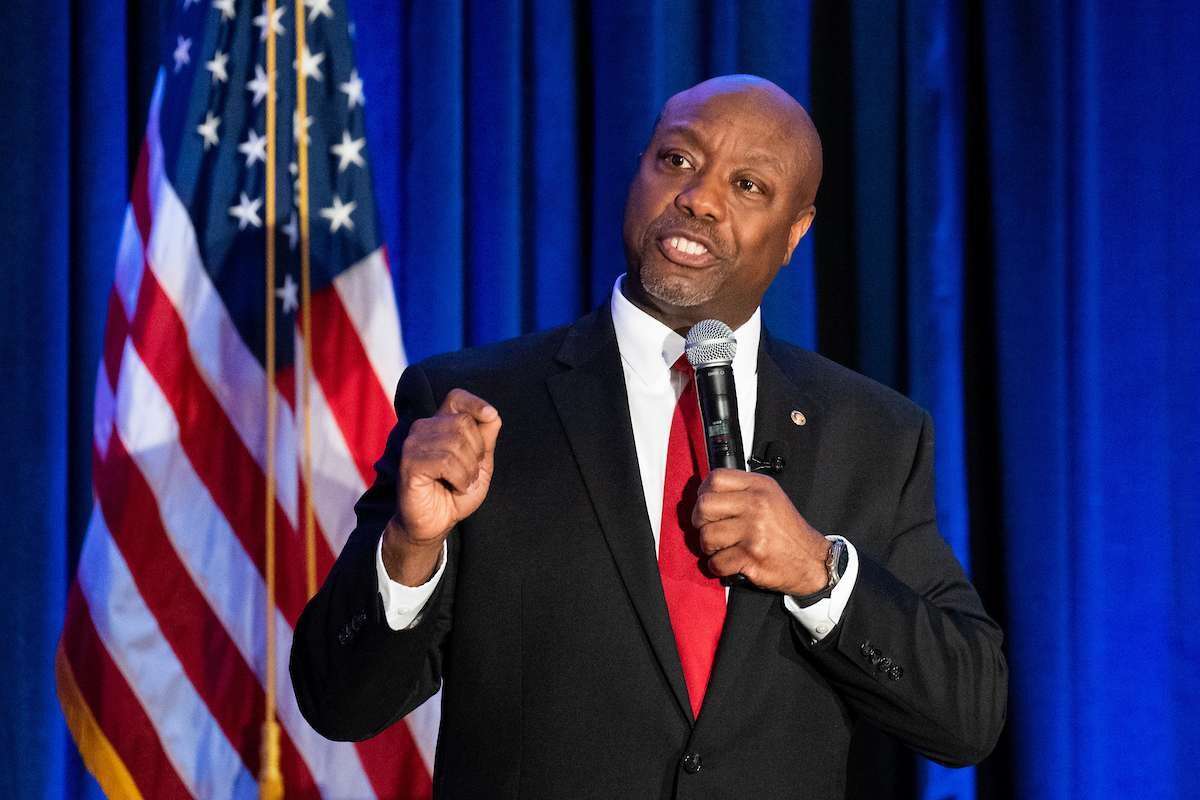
114, 208, 144, 320
93, 367, 115, 460
333, 249, 407, 398
405, 690, 441, 776
78, 504, 257, 800
112, 340, 377, 800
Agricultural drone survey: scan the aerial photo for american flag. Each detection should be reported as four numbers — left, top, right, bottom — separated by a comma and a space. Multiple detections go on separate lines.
54, 1, 437, 797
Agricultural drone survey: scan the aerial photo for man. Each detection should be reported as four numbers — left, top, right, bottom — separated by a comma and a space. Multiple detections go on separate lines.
291, 75, 1007, 799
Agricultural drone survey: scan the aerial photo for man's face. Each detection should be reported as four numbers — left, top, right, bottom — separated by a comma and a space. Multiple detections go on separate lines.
621, 87, 814, 330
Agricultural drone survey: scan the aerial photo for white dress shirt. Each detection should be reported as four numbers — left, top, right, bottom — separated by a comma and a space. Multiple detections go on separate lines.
376, 275, 858, 641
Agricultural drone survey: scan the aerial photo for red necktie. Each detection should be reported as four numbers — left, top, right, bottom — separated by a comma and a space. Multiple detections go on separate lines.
658, 355, 727, 719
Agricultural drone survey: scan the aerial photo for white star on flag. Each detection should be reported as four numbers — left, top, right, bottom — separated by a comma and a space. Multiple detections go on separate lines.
238, 129, 267, 167
214, 0, 236, 20
339, 69, 365, 109
305, 0, 334, 22
295, 45, 326, 82
206, 51, 229, 83
196, 112, 221, 149
247, 64, 273, 106
253, 5, 286, 42
294, 111, 313, 146
275, 274, 300, 313
173, 36, 192, 73
331, 131, 366, 172
320, 196, 356, 233
229, 192, 263, 230
283, 213, 299, 250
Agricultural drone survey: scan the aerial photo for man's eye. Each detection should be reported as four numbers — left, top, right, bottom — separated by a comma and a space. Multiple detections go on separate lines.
736, 178, 763, 194
664, 153, 693, 169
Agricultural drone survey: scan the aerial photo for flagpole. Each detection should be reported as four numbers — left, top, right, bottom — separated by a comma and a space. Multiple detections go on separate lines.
296, 0, 317, 603
260, 0, 284, 796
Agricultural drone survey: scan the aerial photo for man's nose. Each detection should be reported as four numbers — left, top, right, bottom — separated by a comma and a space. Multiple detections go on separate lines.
674, 173, 723, 221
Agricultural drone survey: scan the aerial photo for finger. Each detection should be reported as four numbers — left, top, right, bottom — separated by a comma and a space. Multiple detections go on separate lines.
697, 519, 746, 555
692, 487, 748, 526
426, 447, 480, 494
437, 389, 502, 460
439, 388, 500, 425
707, 544, 752, 579
477, 408, 502, 461
704, 467, 760, 493
404, 440, 480, 494
407, 415, 484, 467
428, 411, 487, 462
428, 423, 490, 481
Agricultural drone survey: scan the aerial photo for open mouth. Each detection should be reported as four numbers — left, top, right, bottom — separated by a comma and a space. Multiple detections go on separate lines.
656, 234, 718, 267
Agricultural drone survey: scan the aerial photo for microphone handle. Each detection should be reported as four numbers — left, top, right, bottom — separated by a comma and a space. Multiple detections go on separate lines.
693, 363, 745, 471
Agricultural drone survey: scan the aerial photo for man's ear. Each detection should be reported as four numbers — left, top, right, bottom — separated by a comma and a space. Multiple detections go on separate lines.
784, 205, 816, 263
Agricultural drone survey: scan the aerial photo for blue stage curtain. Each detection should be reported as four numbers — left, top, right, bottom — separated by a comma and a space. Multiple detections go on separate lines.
1, 2, 158, 798
2, 1, 1197, 798
983, 2, 1200, 797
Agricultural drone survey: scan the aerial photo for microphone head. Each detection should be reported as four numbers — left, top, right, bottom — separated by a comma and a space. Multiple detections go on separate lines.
685, 319, 737, 368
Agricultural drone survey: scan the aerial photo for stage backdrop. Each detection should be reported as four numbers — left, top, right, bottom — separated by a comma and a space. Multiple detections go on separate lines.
1, 1, 1196, 798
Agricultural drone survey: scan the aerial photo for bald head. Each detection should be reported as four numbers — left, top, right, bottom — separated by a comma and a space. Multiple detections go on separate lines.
621, 73, 824, 331
652, 75, 823, 208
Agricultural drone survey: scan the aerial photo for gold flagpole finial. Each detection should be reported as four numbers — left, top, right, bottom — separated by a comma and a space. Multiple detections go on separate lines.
258, 718, 284, 800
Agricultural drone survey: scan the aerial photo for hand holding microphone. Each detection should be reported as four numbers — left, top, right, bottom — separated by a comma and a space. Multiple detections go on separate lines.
685, 320, 833, 596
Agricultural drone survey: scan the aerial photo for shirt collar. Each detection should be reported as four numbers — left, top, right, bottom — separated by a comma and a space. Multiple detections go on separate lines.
609, 273, 761, 390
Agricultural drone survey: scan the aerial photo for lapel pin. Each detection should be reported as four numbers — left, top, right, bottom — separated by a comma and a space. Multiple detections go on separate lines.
790, 410, 807, 426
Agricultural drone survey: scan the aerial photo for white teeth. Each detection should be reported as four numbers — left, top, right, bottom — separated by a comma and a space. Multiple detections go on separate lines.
667, 236, 708, 256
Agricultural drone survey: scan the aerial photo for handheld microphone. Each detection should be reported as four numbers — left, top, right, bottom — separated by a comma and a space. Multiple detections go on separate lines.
685, 319, 745, 471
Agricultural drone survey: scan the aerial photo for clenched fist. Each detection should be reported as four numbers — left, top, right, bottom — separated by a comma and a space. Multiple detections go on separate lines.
692, 468, 832, 596
382, 388, 502, 585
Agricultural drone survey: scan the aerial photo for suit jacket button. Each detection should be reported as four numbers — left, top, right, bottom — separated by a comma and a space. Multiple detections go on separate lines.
860, 641, 872, 657
681, 752, 702, 774
876, 657, 893, 673
888, 665, 904, 681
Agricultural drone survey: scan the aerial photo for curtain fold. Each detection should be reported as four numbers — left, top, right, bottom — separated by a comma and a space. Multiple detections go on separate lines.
984, 2, 1200, 796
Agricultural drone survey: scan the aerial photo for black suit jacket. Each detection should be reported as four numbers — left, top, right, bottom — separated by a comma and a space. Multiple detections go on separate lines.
290, 304, 1007, 799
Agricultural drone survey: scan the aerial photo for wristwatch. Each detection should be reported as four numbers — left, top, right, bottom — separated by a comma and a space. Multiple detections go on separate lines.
825, 538, 848, 590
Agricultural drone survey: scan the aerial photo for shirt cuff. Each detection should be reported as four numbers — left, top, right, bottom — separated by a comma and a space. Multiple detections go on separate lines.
782, 535, 859, 643
376, 534, 447, 631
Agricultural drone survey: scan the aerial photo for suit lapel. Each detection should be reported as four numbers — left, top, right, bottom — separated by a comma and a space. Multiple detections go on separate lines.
699, 331, 827, 726
546, 306, 694, 724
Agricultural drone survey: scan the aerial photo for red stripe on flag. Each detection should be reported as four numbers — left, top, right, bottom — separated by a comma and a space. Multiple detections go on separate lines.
130, 140, 151, 242
126, 268, 332, 624
93, 437, 321, 798
354, 717, 434, 800
309, 285, 397, 485
62, 586, 193, 800
102, 289, 129, 391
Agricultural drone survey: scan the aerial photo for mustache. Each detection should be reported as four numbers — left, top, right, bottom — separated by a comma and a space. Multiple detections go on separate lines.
643, 213, 731, 260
